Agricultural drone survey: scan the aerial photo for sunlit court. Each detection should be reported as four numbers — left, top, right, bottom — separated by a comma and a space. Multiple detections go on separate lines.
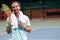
0, 0, 60, 40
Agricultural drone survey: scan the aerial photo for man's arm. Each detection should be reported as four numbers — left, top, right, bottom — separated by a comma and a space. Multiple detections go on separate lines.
20, 21, 31, 33
19, 15, 31, 33
6, 17, 12, 34
6, 26, 12, 34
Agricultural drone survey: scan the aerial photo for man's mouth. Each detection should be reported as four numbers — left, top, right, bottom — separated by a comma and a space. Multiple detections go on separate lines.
14, 9, 18, 11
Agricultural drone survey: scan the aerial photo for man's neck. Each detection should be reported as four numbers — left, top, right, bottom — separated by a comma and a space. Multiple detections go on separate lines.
14, 11, 20, 18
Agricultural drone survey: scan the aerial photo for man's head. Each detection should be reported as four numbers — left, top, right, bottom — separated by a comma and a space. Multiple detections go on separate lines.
11, 1, 21, 13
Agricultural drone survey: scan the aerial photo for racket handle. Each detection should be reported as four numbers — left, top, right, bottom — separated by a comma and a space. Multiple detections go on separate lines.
10, 22, 13, 26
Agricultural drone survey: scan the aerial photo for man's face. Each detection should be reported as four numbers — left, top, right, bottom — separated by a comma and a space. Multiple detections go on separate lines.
12, 2, 20, 13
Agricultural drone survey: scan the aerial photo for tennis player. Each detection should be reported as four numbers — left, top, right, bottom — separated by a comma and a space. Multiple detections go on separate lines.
6, 1, 31, 40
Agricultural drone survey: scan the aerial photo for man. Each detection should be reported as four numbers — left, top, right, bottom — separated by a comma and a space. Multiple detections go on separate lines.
6, 1, 31, 40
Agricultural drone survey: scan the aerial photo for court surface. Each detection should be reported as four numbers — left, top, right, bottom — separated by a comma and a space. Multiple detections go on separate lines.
0, 19, 60, 40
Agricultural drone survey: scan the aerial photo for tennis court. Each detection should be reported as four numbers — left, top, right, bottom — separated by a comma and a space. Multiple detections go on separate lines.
0, 19, 60, 40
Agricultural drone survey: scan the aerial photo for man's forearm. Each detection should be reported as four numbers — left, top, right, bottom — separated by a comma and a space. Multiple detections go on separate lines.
20, 21, 31, 32
22, 25, 31, 33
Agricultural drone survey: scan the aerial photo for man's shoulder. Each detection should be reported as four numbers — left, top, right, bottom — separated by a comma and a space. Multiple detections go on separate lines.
23, 15, 28, 18
20, 11, 23, 15
23, 15, 30, 20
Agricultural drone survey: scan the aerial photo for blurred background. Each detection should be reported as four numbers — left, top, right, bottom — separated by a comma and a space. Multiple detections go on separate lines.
0, 0, 60, 40
0, 0, 60, 20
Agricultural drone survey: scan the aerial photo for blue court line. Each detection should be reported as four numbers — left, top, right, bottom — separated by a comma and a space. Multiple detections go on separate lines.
0, 28, 60, 40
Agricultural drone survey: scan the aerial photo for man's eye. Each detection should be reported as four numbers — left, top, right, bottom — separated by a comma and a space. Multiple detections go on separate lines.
16, 6, 17, 7
12, 7, 15, 8
12, 6, 17, 8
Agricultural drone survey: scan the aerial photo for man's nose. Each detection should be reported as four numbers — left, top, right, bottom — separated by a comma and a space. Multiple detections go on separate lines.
14, 7, 17, 9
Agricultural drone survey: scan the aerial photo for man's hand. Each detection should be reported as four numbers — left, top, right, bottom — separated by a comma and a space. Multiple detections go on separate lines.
20, 21, 25, 27
6, 26, 12, 34
20, 21, 31, 33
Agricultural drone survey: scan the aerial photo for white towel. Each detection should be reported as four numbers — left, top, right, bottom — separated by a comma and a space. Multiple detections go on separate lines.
9, 11, 23, 29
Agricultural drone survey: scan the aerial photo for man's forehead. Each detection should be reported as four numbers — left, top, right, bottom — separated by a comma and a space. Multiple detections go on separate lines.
12, 2, 18, 6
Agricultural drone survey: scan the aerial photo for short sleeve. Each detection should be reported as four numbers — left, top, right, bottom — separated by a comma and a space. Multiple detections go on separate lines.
26, 16, 30, 26
19, 15, 31, 26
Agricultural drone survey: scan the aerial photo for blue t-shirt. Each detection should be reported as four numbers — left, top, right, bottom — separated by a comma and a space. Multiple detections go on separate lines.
6, 14, 30, 40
